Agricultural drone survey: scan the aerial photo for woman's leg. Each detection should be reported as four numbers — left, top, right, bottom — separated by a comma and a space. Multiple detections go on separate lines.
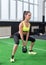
28, 36, 37, 54
10, 33, 19, 62
11, 44, 18, 59
29, 42, 34, 51
28, 36, 35, 50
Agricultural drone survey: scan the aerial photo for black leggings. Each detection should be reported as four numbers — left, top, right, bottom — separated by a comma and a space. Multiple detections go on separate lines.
14, 32, 35, 45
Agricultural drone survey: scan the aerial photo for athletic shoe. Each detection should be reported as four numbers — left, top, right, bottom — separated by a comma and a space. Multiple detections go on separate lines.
28, 50, 37, 55
10, 58, 14, 62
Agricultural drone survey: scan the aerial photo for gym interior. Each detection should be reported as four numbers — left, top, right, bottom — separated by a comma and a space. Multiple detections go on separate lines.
0, 0, 46, 65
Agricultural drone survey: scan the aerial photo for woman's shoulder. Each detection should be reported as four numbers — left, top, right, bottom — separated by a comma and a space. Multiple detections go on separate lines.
19, 21, 24, 27
20, 21, 24, 25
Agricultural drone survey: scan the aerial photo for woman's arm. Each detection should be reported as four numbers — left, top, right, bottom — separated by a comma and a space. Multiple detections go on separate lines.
26, 23, 30, 44
19, 22, 26, 46
26, 32, 29, 42
25, 32, 29, 45
19, 22, 24, 42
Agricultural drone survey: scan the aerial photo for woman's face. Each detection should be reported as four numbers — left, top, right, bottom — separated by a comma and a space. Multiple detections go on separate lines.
25, 13, 31, 20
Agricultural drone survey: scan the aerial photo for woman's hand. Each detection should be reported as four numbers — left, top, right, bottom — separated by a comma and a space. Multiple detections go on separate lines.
22, 40, 27, 46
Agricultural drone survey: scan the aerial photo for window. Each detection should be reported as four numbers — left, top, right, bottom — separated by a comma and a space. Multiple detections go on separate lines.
45, 2, 46, 7
0, 0, 1, 19
24, 0, 28, 2
24, 3, 28, 11
29, 0, 33, 3
0, 0, 38, 22
17, 0, 23, 1
34, 5, 38, 21
1, 0, 9, 20
10, 0, 16, 20
17, 1, 22, 21
45, 8, 46, 21
30, 5, 33, 21
45, 2, 46, 22
34, 0, 38, 4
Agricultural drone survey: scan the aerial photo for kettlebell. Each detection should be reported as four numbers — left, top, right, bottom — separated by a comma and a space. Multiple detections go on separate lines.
22, 46, 27, 53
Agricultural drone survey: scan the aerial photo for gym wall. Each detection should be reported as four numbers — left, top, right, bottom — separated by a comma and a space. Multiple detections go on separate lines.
0, 21, 46, 37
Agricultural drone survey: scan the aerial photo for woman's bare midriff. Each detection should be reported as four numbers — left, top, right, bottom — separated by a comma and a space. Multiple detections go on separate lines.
18, 31, 27, 35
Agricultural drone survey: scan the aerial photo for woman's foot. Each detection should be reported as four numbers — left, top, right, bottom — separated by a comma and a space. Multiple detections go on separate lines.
28, 50, 37, 55
10, 58, 15, 62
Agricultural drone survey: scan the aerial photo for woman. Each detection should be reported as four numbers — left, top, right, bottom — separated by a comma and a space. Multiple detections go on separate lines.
10, 11, 36, 62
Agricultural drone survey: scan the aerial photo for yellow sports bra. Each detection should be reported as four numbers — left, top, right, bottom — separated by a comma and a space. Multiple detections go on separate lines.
22, 22, 30, 32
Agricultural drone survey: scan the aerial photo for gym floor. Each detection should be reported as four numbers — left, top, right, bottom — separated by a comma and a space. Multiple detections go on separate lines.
0, 37, 46, 65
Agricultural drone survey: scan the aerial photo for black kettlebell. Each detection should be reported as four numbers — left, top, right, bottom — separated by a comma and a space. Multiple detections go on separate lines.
22, 46, 27, 53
